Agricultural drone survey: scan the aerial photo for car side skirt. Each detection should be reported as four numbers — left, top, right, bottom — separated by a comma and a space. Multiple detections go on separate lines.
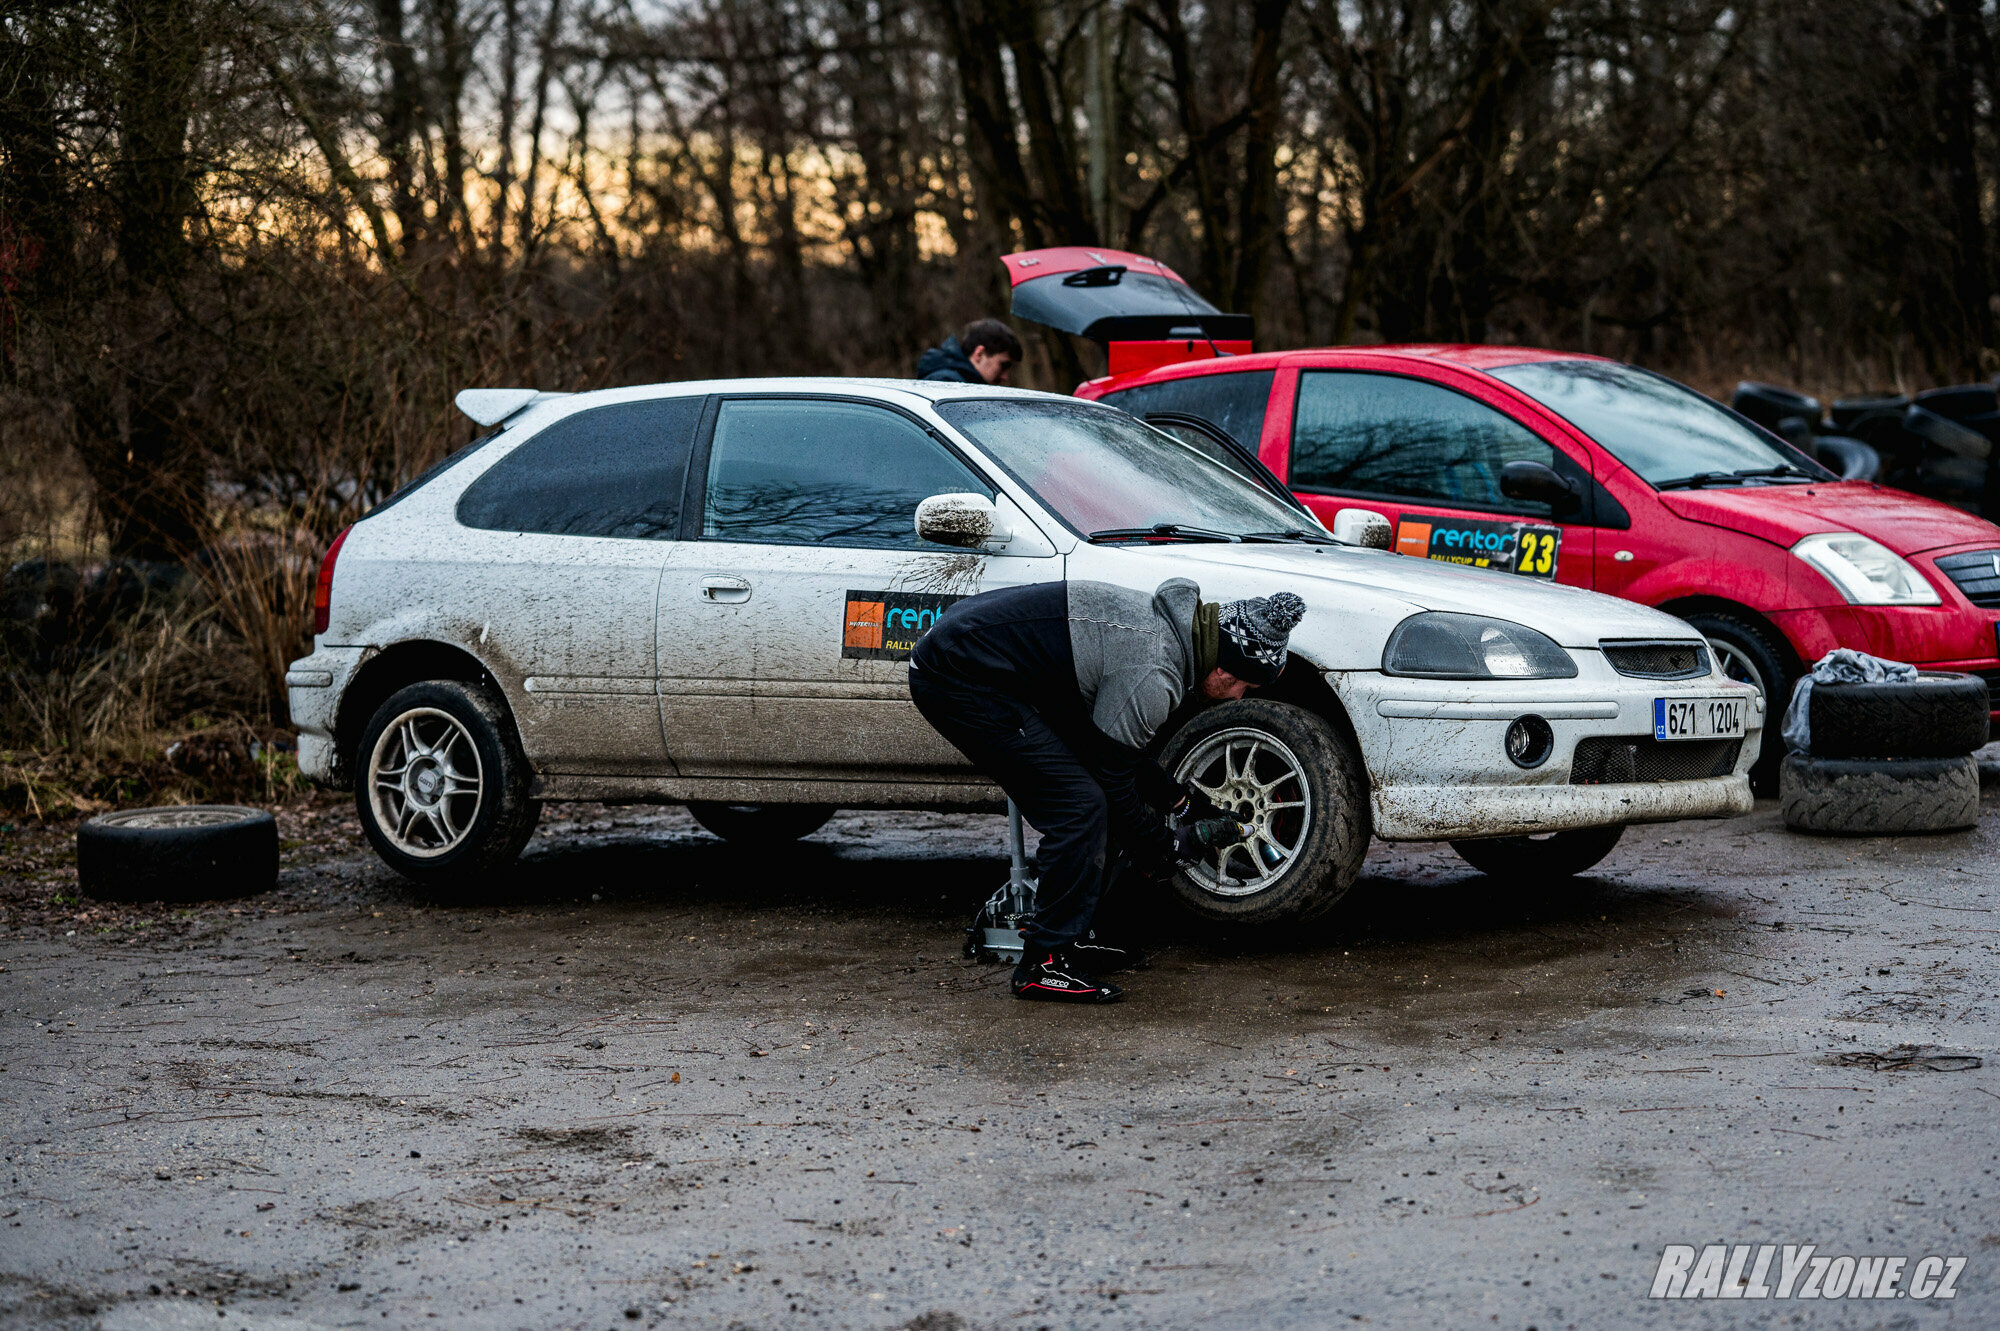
530, 774, 1008, 813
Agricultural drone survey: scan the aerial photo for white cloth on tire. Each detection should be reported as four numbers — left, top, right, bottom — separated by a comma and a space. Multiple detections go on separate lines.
1781, 648, 1919, 755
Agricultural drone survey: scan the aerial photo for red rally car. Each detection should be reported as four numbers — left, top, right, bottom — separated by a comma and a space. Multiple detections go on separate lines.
1005, 247, 2000, 788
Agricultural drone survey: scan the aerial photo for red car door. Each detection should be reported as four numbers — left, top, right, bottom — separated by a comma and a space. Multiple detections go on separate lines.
1268, 359, 1598, 590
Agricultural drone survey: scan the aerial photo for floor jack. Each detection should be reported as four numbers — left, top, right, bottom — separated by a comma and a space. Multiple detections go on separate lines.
963, 800, 1036, 964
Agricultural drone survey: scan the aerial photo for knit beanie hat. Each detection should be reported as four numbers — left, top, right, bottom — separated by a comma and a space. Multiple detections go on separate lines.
1215, 592, 1305, 686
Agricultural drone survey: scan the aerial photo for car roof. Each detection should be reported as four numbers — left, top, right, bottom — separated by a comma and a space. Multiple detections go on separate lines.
1085, 343, 1614, 394
503, 377, 1096, 414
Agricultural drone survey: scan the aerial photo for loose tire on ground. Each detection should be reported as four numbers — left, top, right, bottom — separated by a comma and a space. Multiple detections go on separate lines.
1157, 698, 1369, 929
687, 803, 836, 843
1809, 672, 1989, 759
77, 806, 278, 902
1448, 825, 1625, 880
1731, 382, 1820, 434
354, 679, 541, 889
1780, 754, 1980, 835
1679, 610, 1793, 795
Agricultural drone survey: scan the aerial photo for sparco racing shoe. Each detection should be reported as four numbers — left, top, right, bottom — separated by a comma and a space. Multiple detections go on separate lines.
1011, 949, 1122, 1003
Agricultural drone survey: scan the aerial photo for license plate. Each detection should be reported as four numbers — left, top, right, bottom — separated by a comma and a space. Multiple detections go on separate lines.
1653, 696, 1748, 741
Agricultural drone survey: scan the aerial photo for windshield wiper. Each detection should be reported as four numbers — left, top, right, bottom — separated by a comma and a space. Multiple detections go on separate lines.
1241, 529, 1338, 545
1657, 464, 1819, 490
1655, 470, 1744, 490
1088, 523, 1240, 544
1729, 465, 1815, 481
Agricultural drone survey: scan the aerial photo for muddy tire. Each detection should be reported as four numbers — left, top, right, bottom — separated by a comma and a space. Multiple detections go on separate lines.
1157, 699, 1369, 929
687, 803, 835, 842
1731, 382, 1820, 434
1812, 435, 1881, 482
1780, 754, 1979, 835
1448, 825, 1625, 880
77, 806, 277, 902
1904, 404, 1992, 461
354, 680, 541, 888
1808, 672, 1989, 759
1679, 610, 1792, 795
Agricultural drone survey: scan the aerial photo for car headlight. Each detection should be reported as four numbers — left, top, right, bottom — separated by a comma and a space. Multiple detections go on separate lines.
1791, 533, 1940, 606
1383, 612, 1579, 679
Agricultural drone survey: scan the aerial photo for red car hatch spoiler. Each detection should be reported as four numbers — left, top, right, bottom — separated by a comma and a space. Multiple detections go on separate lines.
1004, 247, 1252, 375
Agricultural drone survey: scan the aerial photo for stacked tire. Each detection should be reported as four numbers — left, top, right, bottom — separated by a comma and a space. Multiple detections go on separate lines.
1780, 673, 1989, 834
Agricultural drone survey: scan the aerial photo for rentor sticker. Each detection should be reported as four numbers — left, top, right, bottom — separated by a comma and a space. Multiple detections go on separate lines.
1393, 516, 1562, 580
842, 589, 966, 660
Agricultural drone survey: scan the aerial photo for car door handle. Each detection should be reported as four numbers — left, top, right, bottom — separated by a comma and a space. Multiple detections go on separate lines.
701, 577, 751, 603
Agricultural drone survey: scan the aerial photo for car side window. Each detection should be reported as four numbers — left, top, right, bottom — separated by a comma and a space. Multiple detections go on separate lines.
1100, 368, 1274, 453
456, 396, 704, 539
1291, 371, 1559, 516
702, 399, 993, 548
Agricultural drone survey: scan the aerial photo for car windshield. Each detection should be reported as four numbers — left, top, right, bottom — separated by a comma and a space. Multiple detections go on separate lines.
1489, 359, 1833, 489
934, 398, 1317, 541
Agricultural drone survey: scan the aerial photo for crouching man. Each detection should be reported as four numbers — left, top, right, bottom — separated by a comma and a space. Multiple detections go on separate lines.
908, 579, 1305, 1003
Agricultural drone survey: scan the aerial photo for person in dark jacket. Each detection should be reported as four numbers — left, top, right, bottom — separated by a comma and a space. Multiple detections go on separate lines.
915, 318, 1023, 384
909, 578, 1306, 1003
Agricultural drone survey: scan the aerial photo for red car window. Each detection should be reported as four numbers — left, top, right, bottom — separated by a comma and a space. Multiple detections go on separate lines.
1290, 370, 1564, 520
1097, 369, 1275, 454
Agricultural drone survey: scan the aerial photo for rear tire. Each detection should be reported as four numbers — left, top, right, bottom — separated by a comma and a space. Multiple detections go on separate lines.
1449, 825, 1625, 880
1679, 610, 1793, 796
1780, 754, 1979, 835
687, 803, 835, 843
1157, 698, 1369, 929
354, 680, 541, 888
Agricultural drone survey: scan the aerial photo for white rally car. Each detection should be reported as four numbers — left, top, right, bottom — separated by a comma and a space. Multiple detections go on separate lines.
288, 379, 1758, 926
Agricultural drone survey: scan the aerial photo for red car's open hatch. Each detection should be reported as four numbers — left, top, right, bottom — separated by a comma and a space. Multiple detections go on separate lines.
1004, 247, 1252, 375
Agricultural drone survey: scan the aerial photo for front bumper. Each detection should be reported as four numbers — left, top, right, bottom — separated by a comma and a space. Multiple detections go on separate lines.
285, 645, 370, 786
1332, 652, 1761, 840
1772, 589, 2000, 716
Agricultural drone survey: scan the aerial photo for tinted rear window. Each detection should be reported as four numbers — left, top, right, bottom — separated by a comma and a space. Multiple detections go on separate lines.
456, 396, 705, 539
1099, 369, 1274, 452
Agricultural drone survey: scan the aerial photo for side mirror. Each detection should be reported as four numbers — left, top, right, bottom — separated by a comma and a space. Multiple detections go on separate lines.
915, 493, 1013, 550
1499, 460, 1579, 511
1331, 508, 1393, 549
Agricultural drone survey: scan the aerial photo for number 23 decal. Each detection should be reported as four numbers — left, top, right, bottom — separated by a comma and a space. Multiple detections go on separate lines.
1516, 530, 1558, 578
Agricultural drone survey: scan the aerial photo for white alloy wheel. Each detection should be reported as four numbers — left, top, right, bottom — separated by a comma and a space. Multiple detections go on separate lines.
1173, 726, 1314, 897
367, 706, 485, 858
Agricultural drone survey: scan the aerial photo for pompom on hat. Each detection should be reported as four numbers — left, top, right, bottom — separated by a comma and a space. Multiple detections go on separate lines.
1215, 591, 1305, 686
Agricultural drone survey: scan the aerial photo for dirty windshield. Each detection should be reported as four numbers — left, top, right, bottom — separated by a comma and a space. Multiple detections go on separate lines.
1489, 359, 1833, 489
934, 398, 1310, 540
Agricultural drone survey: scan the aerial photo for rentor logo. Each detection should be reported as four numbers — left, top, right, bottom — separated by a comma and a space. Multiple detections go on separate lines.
841, 589, 966, 661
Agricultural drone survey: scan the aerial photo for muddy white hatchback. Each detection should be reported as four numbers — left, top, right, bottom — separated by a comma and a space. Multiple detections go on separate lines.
289, 379, 1759, 926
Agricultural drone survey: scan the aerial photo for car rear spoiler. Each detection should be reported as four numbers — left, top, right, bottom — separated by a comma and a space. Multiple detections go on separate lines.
1004, 247, 1253, 375
454, 388, 570, 427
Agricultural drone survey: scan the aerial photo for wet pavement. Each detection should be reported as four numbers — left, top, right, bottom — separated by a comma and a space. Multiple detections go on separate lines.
2, 792, 1997, 1329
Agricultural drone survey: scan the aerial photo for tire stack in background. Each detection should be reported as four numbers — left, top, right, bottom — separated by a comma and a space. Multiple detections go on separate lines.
1781, 673, 1989, 834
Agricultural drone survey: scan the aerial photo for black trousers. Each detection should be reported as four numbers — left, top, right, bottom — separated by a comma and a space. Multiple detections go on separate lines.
909, 665, 1119, 953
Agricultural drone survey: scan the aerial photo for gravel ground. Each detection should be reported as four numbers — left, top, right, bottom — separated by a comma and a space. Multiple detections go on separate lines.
2, 788, 1997, 1330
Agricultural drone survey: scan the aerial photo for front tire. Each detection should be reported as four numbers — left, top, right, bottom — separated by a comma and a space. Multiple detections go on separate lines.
1449, 825, 1625, 879
1157, 698, 1369, 928
1680, 610, 1793, 795
687, 803, 835, 843
354, 680, 541, 887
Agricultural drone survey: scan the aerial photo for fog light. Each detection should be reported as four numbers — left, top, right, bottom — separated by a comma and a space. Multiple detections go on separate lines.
1505, 714, 1554, 769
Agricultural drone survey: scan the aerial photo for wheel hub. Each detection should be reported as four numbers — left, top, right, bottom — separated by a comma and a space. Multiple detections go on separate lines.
410, 761, 443, 804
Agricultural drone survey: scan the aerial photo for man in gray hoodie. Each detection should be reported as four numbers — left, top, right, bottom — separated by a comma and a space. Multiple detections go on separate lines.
909, 578, 1306, 1003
